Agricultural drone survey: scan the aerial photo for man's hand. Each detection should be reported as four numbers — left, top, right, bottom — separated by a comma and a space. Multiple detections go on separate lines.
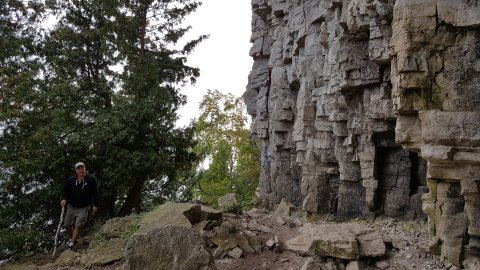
92, 206, 98, 213
60, 199, 66, 208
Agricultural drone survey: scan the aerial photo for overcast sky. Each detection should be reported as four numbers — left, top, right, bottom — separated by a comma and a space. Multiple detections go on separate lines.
176, 0, 253, 127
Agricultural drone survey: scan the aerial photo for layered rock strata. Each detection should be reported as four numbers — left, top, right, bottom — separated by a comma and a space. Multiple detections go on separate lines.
244, 0, 480, 266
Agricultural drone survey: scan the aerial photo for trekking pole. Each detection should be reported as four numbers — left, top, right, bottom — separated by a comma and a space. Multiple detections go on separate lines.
52, 207, 65, 258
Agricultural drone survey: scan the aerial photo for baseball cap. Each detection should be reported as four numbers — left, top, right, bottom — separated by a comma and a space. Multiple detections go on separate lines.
74, 162, 85, 169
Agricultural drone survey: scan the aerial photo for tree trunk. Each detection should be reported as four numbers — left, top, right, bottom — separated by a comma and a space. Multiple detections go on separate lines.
99, 189, 116, 218
118, 177, 146, 216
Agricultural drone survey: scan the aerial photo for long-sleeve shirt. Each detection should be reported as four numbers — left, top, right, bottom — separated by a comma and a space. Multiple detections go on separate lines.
62, 174, 99, 208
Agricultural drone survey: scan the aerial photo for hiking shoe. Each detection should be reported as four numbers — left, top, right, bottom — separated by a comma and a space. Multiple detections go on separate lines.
67, 240, 75, 249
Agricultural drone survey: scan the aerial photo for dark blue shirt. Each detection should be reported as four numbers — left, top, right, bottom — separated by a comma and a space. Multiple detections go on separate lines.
62, 174, 99, 208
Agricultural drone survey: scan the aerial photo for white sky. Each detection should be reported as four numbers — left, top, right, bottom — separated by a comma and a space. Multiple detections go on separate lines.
176, 0, 253, 127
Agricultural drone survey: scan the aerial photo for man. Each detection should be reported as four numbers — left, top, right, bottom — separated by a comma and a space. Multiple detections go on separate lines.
60, 162, 99, 249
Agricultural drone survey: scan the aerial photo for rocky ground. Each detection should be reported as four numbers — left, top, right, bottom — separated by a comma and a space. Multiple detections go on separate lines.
2, 203, 461, 270
214, 209, 451, 270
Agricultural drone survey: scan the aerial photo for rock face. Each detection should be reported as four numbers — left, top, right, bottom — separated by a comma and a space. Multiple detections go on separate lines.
390, 1, 480, 266
245, 0, 480, 266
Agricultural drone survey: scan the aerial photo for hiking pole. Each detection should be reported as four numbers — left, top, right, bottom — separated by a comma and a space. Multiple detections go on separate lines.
52, 207, 65, 258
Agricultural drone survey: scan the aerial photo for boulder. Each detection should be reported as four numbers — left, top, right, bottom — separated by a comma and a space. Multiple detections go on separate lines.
218, 193, 237, 210
286, 223, 358, 259
227, 247, 243, 259
273, 198, 296, 225
124, 225, 216, 270
137, 202, 222, 234
54, 238, 125, 268
285, 223, 385, 259
137, 202, 199, 232
85, 237, 126, 267
100, 215, 141, 239
348, 224, 386, 257
55, 249, 84, 267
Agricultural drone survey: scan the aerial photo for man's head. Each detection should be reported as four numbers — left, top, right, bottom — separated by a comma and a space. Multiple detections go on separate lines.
74, 162, 86, 178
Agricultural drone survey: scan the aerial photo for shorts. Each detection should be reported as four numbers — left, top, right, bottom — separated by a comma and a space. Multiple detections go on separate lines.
64, 205, 89, 228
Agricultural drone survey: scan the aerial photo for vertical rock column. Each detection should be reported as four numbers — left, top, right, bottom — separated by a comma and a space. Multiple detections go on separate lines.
245, 0, 302, 208
390, 0, 480, 266
244, 0, 423, 220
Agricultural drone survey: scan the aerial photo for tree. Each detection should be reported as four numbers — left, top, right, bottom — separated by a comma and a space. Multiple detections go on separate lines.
193, 90, 260, 207
1, 0, 204, 259
0, 0, 52, 259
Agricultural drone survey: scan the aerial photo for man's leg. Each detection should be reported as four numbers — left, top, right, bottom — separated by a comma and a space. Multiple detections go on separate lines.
66, 226, 73, 239
63, 206, 75, 247
71, 207, 89, 246
71, 227, 80, 243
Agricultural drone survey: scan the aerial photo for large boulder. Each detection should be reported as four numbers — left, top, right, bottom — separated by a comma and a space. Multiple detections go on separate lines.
85, 237, 126, 267
218, 193, 237, 210
100, 215, 141, 239
286, 223, 359, 259
137, 202, 199, 233
137, 202, 222, 234
124, 225, 216, 270
55, 249, 85, 267
285, 223, 385, 260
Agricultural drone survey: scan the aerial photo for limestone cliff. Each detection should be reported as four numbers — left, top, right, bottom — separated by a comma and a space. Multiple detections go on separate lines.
244, 0, 480, 266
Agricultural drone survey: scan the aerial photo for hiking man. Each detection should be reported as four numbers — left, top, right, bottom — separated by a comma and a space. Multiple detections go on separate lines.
60, 162, 99, 248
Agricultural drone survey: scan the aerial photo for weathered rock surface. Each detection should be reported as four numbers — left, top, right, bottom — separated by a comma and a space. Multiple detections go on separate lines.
54, 216, 137, 268
137, 202, 205, 232
285, 223, 385, 259
124, 225, 216, 270
273, 198, 301, 225
217, 193, 237, 211
245, 0, 480, 266
124, 202, 222, 269
100, 215, 140, 239
211, 220, 262, 259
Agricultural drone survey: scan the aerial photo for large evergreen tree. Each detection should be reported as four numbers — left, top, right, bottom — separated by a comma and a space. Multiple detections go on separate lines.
1, 0, 204, 259
0, 0, 51, 258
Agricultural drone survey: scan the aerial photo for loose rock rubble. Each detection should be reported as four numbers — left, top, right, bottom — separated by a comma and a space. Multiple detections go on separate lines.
2, 202, 480, 270
215, 209, 452, 270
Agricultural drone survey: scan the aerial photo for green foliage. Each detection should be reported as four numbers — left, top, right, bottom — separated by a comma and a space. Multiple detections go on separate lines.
0, 0, 204, 260
122, 218, 141, 241
224, 204, 243, 215
193, 90, 260, 207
